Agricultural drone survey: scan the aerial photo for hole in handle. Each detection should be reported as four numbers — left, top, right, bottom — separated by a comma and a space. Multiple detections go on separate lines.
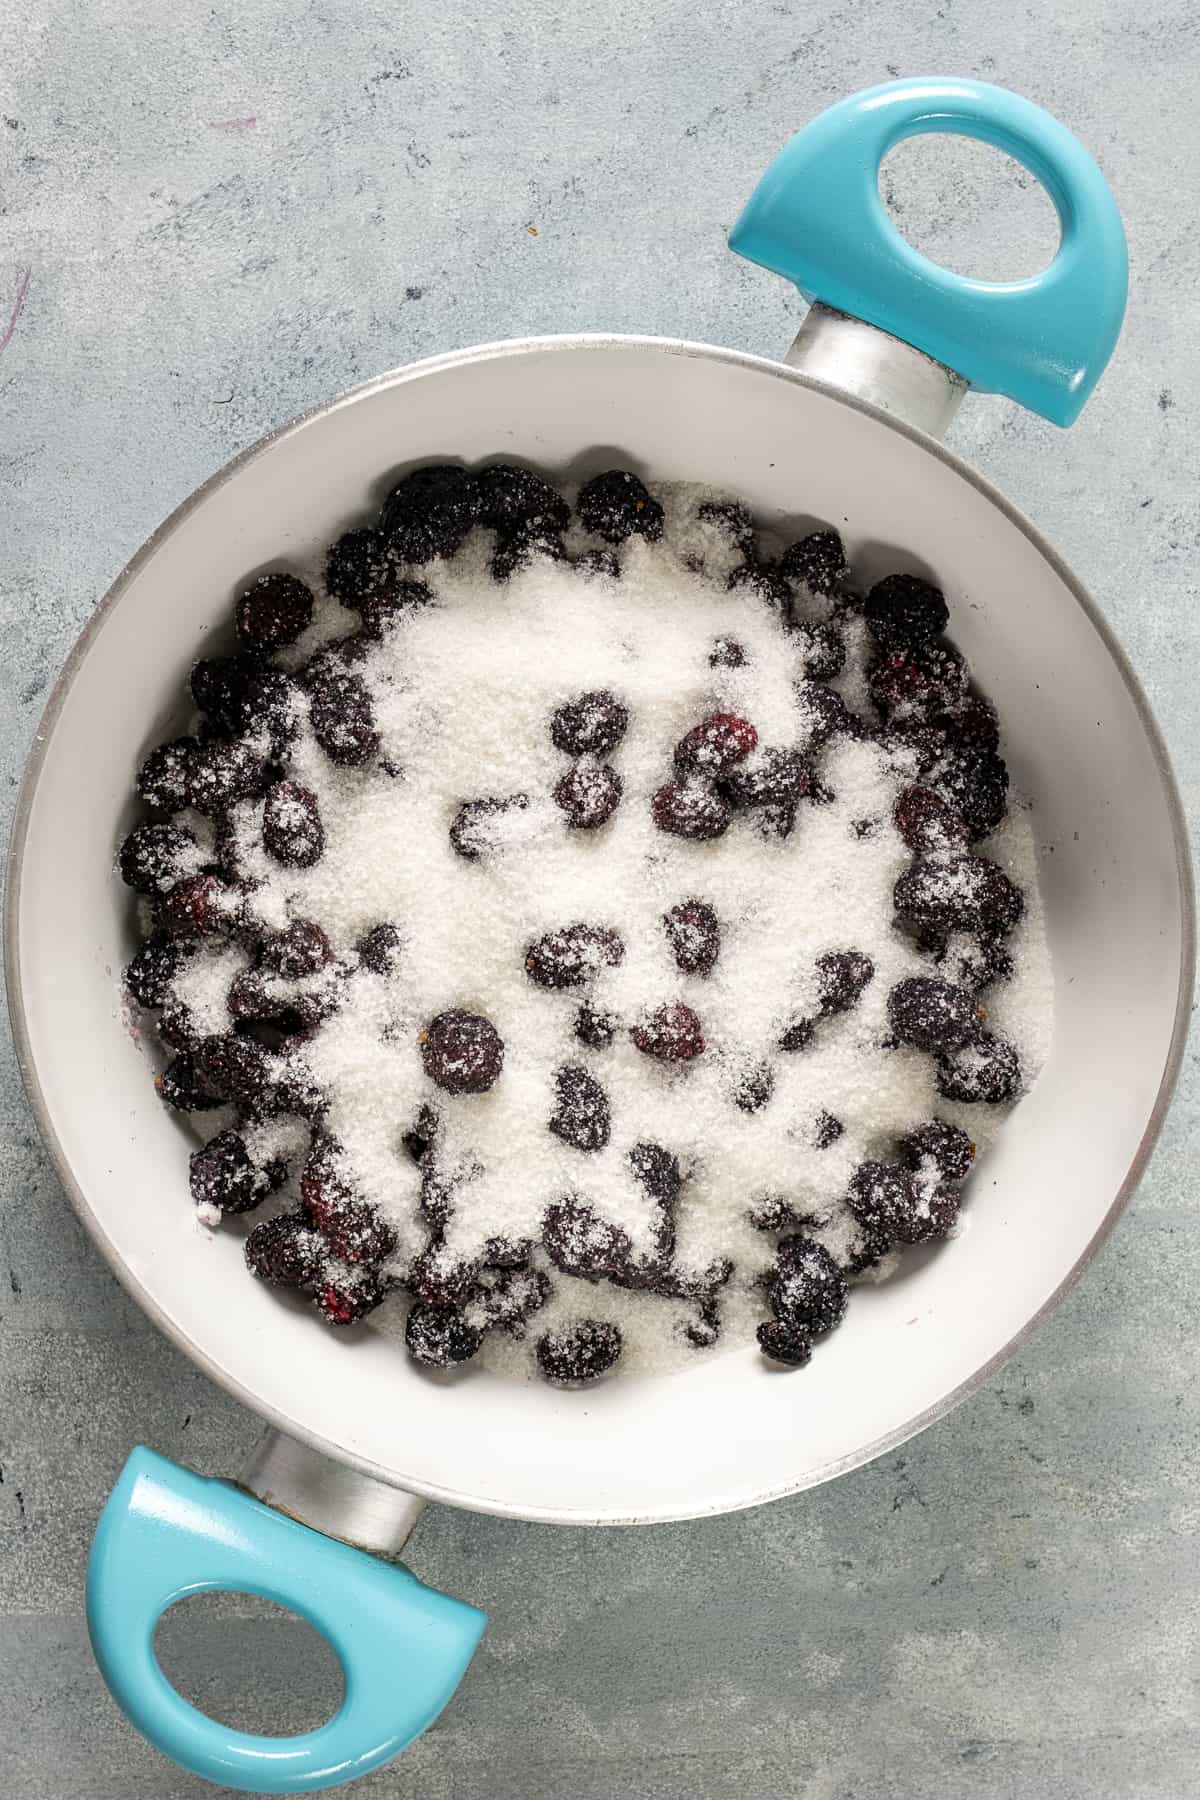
879, 134, 1061, 282
154, 1592, 345, 1736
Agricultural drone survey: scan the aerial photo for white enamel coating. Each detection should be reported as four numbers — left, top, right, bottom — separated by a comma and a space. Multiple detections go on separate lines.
7, 337, 1192, 1524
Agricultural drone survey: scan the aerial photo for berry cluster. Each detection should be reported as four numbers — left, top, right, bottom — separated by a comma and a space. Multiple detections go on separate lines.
119, 464, 1034, 1386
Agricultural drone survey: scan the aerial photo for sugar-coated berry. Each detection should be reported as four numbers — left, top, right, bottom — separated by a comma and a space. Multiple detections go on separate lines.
863, 573, 949, 651
382, 464, 480, 563
472, 1266, 552, 1338
420, 1009, 504, 1093
525, 924, 624, 989
302, 1136, 397, 1262
449, 794, 529, 861
894, 854, 1024, 937
756, 801, 796, 842
550, 690, 629, 756
630, 1002, 705, 1062
245, 1213, 324, 1288
756, 1319, 813, 1366
898, 1120, 975, 1183
272, 1055, 327, 1122
475, 464, 570, 531
307, 665, 379, 766
869, 642, 967, 718
548, 1064, 611, 1152
136, 737, 199, 814
227, 970, 317, 1037
481, 1235, 534, 1270
815, 949, 875, 1016
236, 572, 314, 652
190, 655, 248, 729
119, 822, 196, 896
405, 1301, 483, 1367
543, 1197, 633, 1280
779, 529, 850, 596
554, 763, 623, 829
314, 1267, 386, 1326
709, 636, 747, 669
893, 784, 971, 855
629, 1142, 682, 1213
260, 919, 332, 978
939, 930, 1014, 994
357, 922, 402, 975
721, 746, 810, 809
663, 899, 720, 975
410, 1242, 478, 1308
813, 1110, 843, 1149
191, 656, 299, 748
770, 1235, 848, 1334
674, 713, 758, 778
887, 720, 945, 775
158, 874, 238, 938
577, 470, 664, 544
187, 741, 271, 817
846, 1161, 916, 1237
927, 745, 1010, 840
796, 680, 862, 747
125, 933, 191, 1009
536, 1319, 623, 1384
747, 1196, 810, 1234
325, 528, 394, 607
155, 1050, 225, 1112
158, 1000, 201, 1052
846, 1160, 959, 1244
189, 1128, 286, 1214
651, 782, 731, 841
887, 976, 980, 1054
193, 1032, 275, 1113
733, 1062, 775, 1114
937, 1031, 1022, 1105
575, 1003, 617, 1048
262, 781, 324, 867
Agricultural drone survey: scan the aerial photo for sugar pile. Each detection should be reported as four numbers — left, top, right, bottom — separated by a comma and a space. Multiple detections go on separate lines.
160, 483, 1054, 1379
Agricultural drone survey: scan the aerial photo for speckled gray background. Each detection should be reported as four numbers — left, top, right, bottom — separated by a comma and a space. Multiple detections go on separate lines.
3, 3, 1199, 1795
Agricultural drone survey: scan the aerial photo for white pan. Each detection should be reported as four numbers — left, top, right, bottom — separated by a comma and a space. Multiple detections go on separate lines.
5, 78, 1193, 1796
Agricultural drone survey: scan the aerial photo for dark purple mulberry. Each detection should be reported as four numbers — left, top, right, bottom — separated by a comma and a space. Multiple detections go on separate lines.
420, 1010, 504, 1094
863, 573, 949, 651
236, 572, 314, 652
262, 782, 324, 867
382, 464, 481, 563
550, 690, 629, 756
663, 900, 720, 975
536, 1319, 623, 1384
548, 1065, 611, 1152
577, 470, 663, 544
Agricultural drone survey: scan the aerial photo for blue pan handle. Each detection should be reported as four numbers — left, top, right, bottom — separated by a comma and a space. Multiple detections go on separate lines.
87, 1448, 486, 1794
729, 76, 1128, 426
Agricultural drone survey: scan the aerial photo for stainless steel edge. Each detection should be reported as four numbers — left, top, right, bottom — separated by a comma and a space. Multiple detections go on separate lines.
5, 331, 1195, 1528
785, 303, 968, 438
239, 1429, 427, 1557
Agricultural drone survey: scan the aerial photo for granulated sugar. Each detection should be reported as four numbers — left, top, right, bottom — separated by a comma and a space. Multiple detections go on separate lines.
146, 479, 1054, 1380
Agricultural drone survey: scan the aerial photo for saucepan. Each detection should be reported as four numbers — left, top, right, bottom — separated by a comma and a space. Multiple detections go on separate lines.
5, 76, 1192, 1794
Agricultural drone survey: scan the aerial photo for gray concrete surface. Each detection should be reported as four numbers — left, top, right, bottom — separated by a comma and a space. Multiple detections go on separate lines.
3, 3, 1198, 1795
